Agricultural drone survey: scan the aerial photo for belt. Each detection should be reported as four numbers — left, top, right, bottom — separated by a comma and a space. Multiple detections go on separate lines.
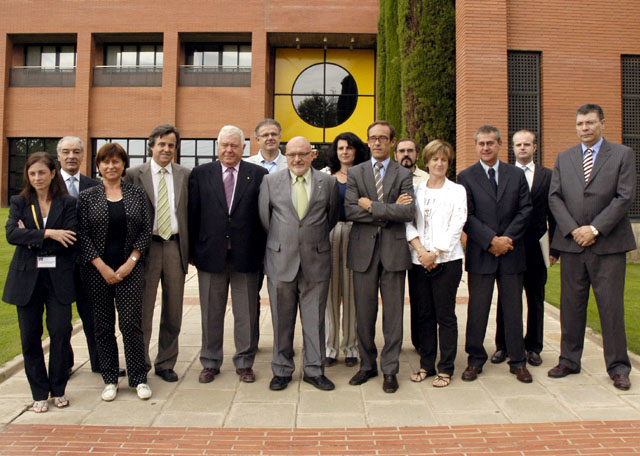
152, 234, 179, 242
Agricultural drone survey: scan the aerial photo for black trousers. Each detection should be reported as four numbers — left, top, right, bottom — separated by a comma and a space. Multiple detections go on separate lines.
408, 260, 462, 375
17, 270, 72, 401
82, 263, 147, 387
466, 269, 526, 367
69, 265, 100, 371
495, 239, 546, 354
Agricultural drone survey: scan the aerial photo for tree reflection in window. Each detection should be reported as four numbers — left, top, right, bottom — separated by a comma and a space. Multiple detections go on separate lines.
292, 63, 357, 128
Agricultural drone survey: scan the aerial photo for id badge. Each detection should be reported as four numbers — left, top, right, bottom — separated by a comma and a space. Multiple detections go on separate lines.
37, 256, 56, 268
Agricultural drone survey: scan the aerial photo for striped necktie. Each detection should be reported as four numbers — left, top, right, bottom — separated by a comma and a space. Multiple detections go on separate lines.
583, 148, 593, 182
374, 162, 384, 202
157, 168, 172, 240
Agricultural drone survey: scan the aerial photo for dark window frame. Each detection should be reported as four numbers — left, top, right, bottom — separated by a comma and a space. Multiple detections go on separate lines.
622, 54, 640, 219
185, 43, 251, 68
7, 137, 61, 197
24, 44, 77, 67
103, 44, 164, 66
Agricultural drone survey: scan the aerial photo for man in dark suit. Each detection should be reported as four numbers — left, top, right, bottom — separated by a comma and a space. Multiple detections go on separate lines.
491, 130, 559, 367
125, 124, 190, 382
259, 136, 340, 391
548, 104, 636, 391
189, 125, 268, 384
344, 120, 415, 393
457, 125, 533, 383
56, 136, 107, 375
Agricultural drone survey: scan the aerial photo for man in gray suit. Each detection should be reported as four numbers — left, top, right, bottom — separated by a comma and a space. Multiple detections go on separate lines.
125, 124, 190, 382
259, 136, 340, 391
548, 103, 636, 391
345, 120, 415, 393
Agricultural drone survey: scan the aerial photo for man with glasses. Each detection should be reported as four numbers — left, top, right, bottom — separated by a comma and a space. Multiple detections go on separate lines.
259, 136, 340, 391
344, 121, 415, 393
245, 119, 287, 173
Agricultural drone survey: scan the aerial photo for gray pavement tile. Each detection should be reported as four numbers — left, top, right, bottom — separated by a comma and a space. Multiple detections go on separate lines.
365, 401, 438, 427
494, 396, 578, 422
164, 389, 234, 413
82, 399, 165, 425
12, 408, 91, 425
224, 402, 296, 427
299, 390, 364, 414
547, 384, 629, 408
425, 387, 498, 412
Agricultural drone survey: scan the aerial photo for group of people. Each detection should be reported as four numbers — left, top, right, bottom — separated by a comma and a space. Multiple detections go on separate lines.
3, 103, 635, 414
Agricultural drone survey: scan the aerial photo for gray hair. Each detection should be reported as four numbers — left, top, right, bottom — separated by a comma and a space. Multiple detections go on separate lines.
474, 125, 501, 142
254, 118, 281, 136
218, 125, 245, 143
57, 136, 84, 154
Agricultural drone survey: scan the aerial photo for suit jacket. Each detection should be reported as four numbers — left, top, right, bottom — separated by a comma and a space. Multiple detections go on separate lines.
524, 164, 559, 258
77, 181, 152, 267
344, 160, 415, 272
125, 161, 191, 273
244, 151, 288, 172
3, 194, 78, 306
79, 174, 100, 192
457, 161, 532, 274
549, 138, 637, 254
259, 168, 339, 283
189, 160, 268, 274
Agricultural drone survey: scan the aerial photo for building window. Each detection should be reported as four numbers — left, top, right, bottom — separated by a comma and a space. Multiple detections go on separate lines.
622, 55, 640, 218
10, 45, 76, 87
180, 43, 251, 87
7, 138, 60, 197
94, 44, 163, 86
507, 51, 541, 163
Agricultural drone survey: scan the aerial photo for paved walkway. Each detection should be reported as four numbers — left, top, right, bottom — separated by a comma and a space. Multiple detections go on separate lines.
0, 268, 638, 454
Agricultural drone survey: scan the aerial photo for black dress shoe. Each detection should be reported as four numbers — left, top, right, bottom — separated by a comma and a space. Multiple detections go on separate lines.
323, 357, 337, 367
491, 349, 507, 364
612, 373, 631, 391
349, 369, 378, 385
382, 374, 399, 393
547, 364, 579, 378
345, 357, 358, 367
269, 375, 293, 391
303, 375, 335, 391
118, 368, 126, 377
155, 368, 179, 382
527, 351, 543, 366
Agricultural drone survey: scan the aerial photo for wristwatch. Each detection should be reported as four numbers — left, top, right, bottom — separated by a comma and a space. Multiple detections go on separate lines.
589, 225, 599, 236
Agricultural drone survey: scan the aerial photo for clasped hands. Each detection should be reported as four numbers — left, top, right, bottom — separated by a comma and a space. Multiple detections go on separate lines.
357, 193, 413, 211
571, 225, 596, 247
489, 236, 513, 257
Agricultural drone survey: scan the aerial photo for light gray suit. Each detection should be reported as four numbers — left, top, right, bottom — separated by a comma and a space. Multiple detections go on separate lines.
549, 138, 636, 377
345, 159, 414, 374
259, 168, 340, 377
125, 161, 190, 371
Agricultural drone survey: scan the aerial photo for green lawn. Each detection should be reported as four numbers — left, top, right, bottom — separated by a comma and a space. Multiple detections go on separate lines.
0, 207, 79, 367
546, 263, 640, 355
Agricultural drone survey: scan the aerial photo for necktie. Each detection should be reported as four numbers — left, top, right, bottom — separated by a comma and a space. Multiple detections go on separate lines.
295, 175, 308, 219
224, 167, 235, 213
157, 168, 172, 240
374, 162, 384, 202
67, 176, 79, 198
521, 165, 532, 190
583, 148, 593, 182
488, 167, 498, 195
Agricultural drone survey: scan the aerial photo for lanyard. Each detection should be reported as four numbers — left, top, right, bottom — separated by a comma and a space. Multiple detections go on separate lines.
31, 204, 41, 230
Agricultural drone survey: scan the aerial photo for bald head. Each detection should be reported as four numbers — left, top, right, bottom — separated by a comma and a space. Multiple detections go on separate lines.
286, 136, 314, 176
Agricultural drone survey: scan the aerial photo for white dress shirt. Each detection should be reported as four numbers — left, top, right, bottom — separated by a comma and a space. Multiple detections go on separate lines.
150, 159, 179, 235
518, 160, 535, 190
60, 168, 81, 195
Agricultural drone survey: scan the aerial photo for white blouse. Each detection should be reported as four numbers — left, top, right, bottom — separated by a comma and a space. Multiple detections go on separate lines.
405, 177, 467, 265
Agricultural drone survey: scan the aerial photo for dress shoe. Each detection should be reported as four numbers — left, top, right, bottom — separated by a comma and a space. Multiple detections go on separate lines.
198, 367, 220, 383
490, 349, 507, 364
527, 351, 543, 366
323, 357, 337, 367
345, 357, 358, 367
155, 369, 179, 382
118, 368, 126, 377
349, 369, 378, 385
136, 383, 152, 400
382, 374, 399, 393
547, 364, 579, 378
303, 375, 335, 391
461, 365, 482, 381
236, 367, 256, 383
612, 373, 631, 391
510, 365, 533, 383
269, 375, 292, 391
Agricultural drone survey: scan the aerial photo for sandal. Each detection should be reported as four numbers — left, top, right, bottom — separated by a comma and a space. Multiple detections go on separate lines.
54, 395, 69, 408
433, 373, 451, 388
410, 368, 429, 382
31, 400, 48, 413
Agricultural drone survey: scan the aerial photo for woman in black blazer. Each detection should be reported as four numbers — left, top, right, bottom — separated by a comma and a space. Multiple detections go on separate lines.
77, 142, 152, 402
3, 152, 77, 413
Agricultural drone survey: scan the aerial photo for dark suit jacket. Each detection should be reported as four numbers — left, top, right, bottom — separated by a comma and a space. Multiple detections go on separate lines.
526, 164, 559, 259
77, 181, 152, 267
189, 160, 268, 274
79, 174, 100, 192
259, 168, 339, 282
457, 161, 532, 274
125, 161, 191, 273
344, 160, 415, 272
549, 139, 637, 254
3, 194, 78, 306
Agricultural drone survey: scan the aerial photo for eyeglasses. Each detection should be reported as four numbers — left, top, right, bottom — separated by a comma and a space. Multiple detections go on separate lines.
286, 151, 312, 158
368, 136, 390, 144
